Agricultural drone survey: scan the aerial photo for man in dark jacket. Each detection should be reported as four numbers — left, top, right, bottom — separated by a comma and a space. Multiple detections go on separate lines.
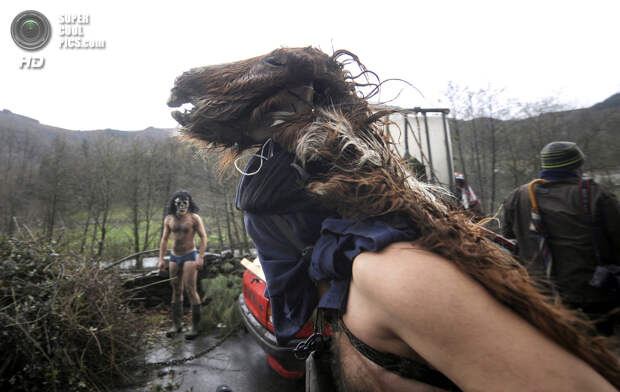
502, 141, 620, 335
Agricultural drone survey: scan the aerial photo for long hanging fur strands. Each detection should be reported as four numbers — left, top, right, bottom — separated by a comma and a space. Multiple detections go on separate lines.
168, 47, 619, 387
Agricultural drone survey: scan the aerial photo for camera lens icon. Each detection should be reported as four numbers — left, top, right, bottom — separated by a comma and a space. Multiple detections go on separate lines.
11, 10, 51, 51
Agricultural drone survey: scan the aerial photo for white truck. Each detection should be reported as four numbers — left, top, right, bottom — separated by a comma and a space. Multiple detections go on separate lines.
377, 105, 456, 193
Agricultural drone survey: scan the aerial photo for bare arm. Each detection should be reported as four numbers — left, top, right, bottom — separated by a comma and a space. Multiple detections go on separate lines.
193, 213, 207, 270
348, 242, 615, 391
158, 216, 171, 271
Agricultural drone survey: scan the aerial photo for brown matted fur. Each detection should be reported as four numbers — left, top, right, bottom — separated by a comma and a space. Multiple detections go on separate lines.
168, 47, 619, 386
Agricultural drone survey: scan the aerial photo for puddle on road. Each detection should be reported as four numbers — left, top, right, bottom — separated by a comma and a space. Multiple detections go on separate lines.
116, 330, 303, 392
111, 256, 160, 270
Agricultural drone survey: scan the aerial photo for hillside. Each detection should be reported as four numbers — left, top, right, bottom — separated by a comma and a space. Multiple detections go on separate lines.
1, 92, 619, 214
449, 92, 620, 212
2, 91, 619, 152
0, 109, 176, 148
591, 92, 620, 111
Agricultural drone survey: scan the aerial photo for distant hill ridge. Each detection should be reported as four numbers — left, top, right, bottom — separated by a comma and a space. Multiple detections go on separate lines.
0, 109, 176, 146
1, 109, 39, 124
591, 92, 620, 110
1, 91, 618, 144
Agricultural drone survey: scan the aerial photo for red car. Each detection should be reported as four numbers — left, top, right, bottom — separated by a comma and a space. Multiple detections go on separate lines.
238, 260, 316, 379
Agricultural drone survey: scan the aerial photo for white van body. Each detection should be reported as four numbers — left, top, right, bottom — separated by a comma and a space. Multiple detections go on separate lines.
376, 106, 455, 192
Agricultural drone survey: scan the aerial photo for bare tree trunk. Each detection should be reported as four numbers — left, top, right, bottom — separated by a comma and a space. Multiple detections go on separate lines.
6, 201, 16, 236
131, 185, 141, 254
452, 119, 469, 180
142, 211, 152, 252
214, 202, 224, 250
239, 211, 249, 253
133, 191, 144, 269
97, 200, 110, 257
228, 196, 242, 251
90, 211, 100, 255
4, 133, 14, 186
161, 176, 173, 237
142, 175, 156, 252
46, 189, 58, 241
41, 137, 69, 241
470, 118, 486, 203
79, 200, 94, 253
489, 117, 497, 213
20, 135, 34, 185
224, 197, 233, 250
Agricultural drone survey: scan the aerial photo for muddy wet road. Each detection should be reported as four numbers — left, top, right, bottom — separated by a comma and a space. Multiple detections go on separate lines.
117, 330, 304, 392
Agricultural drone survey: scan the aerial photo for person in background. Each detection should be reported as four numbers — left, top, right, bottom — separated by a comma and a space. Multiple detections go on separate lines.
502, 141, 620, 335
158, 190, 208, 340
454, 172, 484, 219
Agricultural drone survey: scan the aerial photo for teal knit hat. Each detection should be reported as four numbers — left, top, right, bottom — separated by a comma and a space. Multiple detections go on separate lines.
540, 141, 585, 169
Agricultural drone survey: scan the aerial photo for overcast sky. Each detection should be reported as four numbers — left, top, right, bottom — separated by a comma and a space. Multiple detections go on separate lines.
1, 0, 619, 130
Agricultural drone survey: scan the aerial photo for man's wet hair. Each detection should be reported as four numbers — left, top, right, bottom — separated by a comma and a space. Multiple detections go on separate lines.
166, 190, 200, 215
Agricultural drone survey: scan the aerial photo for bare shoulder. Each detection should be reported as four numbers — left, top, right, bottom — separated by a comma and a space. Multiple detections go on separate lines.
163, 214, 174, 226
350, 241, 485, 347
351, 242, 464, 308
351, 242, 510, 341
191, 213, 203, 225
350, 242, 614, 391
191, 213, 207, 233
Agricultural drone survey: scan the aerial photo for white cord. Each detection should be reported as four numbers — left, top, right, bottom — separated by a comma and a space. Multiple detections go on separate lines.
233, 139, 273, 176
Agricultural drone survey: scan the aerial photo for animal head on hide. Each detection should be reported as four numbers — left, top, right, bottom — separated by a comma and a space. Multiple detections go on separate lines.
168, 47, 436, 219
167, 47, 393, 155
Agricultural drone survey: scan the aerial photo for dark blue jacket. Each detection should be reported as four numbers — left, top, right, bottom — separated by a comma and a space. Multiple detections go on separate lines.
237, 142, 417, 343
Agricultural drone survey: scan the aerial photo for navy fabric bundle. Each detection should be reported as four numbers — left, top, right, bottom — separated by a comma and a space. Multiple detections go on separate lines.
237, 142, 330, 342
310, 216, 418, 312
237, 142, 418, 344
236, 141, 317, 215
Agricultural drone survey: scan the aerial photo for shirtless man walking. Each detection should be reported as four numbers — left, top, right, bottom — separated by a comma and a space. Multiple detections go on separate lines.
158, 190, 207, 340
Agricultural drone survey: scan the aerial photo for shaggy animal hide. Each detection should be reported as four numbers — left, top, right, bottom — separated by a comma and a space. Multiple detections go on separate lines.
168, 47, 619, 387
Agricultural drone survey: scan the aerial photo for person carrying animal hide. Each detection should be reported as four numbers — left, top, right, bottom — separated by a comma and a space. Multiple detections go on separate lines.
168, 47, 619, 391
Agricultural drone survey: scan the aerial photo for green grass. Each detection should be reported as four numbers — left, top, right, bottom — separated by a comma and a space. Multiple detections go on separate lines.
47, 205, 246, 261
55, 208, 165, 259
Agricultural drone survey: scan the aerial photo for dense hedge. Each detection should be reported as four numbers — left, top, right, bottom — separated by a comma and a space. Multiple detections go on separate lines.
0, 238, 147, 391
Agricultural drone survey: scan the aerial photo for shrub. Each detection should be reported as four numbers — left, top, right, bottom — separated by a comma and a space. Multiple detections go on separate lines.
0, 237, 147, 391
220, 261, 235, 273
199, 274, 242, 334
